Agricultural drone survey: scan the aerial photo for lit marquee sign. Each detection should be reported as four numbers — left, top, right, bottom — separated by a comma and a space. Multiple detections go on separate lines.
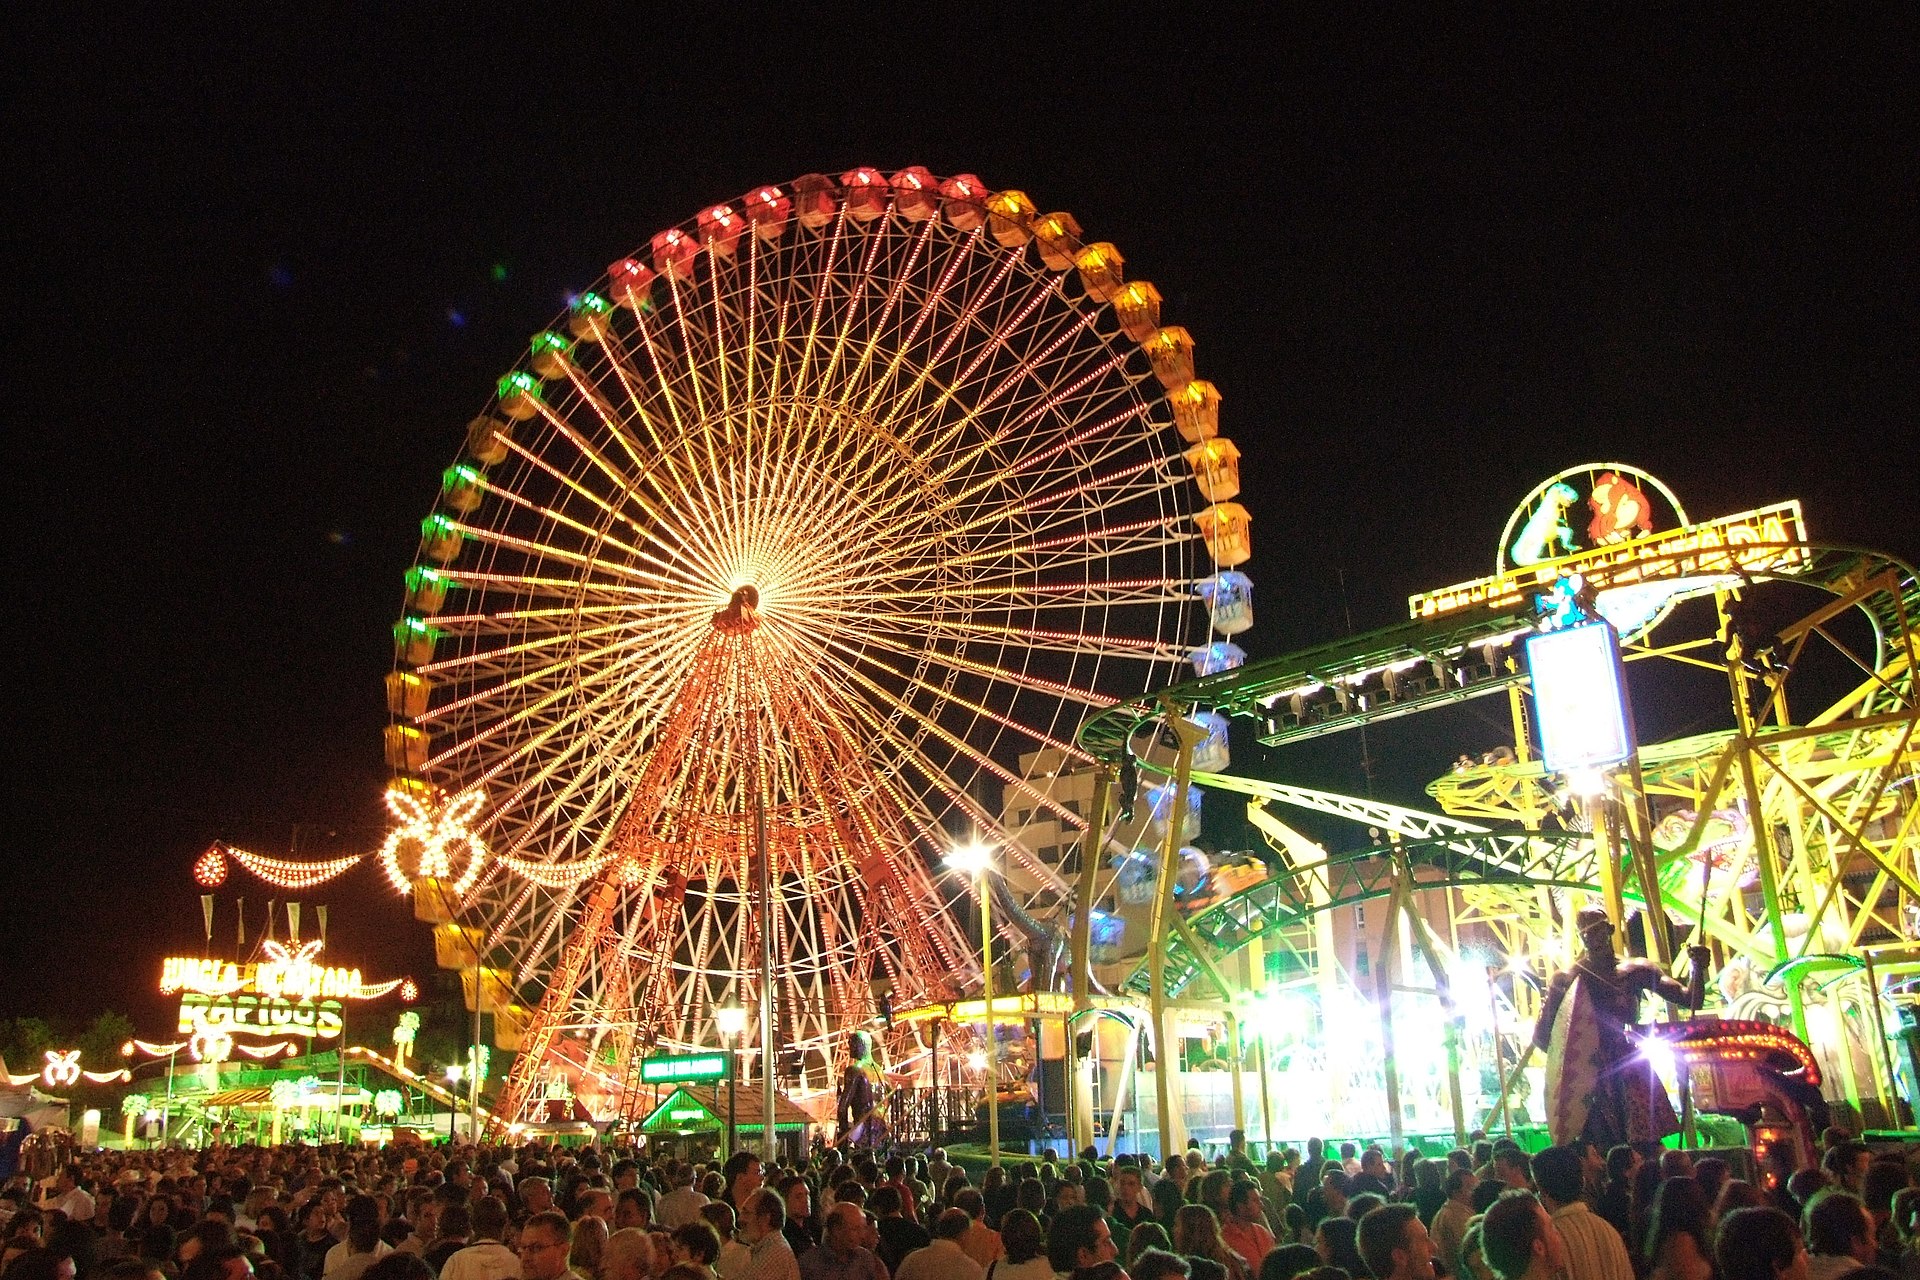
1525, 619, 1633, 774
160, 939, 406, 1062
1409, 463, 1808, 640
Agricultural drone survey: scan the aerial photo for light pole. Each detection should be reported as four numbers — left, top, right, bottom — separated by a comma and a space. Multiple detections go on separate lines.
946, 841, 999, 1167
445, 1065, 463, 1142
716, 1003, 748, 1158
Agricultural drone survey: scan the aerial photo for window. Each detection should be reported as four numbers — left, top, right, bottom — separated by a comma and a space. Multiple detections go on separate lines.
1356, 950, 1371, 978
1354, 903, 1366, 927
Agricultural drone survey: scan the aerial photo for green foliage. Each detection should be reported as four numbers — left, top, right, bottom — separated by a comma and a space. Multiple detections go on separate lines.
0, 1017, 55, 1071
77, 1012, 136, 1068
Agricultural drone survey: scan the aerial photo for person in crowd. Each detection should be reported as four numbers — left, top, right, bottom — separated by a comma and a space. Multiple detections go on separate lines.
421, 1203, 473, 1275
1312, 1218, 1367, 1280
1049, 1204, 1125, 1280
1715, 1207, 1809, 1280
1174, 1205, 1249, 1280
950, 1189, 1001, 1270
798, 1203, 884, 1280
1258, 1243, 1321, 1280
362, 1255, 436, 1280
1133, 1251, 1193, 1280
777, 1179, 816, 1258
1357, 1204, 1437, 1280
442, 1197, 519, 1280
1714, 1183, 1765, 1227
1803, 1189, 1876, 1280
893, 1208, 984, 1280
1344, 1196, 1385, 1225
1860, 1162, 1908, 1271
1410, 1162, 1447, 1226
572, 1216, 610, 1279
871, 1186, 929, 1275
1594, 1149, 1638, 1242
514, 1212, 576, 1280
1823, 1148, 1871, 1198
702, 1204, 750, 1280
1220, 1183, 1274, 1272
657, 1169, 709, 1232
605, 1229, 656, 1280
295, 1200, 338, 1280
1479, 1192, 1569, 1280
322, 1195, 391, 1280
1642, 1179, 1714, 1280
1431, 1170, 1478, 1276
737, 1190, 800, 1280
1350, 1151, 1395, 1199
1127, 1225, 1175, 1269
1532, 1146, 1631, 1280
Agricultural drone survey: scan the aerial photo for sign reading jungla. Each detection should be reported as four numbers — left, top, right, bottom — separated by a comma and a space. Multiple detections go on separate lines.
160, 939, 406, 1062
1409, 464, 1808, 640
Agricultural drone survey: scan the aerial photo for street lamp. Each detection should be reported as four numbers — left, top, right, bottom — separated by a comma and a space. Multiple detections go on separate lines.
445, 1065, 463, 1142
946, 840, 1000, 1166
715, 1003, 748, 1158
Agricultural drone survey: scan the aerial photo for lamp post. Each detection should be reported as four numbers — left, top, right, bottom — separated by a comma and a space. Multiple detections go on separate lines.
445, 1065, 463, 1142
946, 841, 1000, 1167
716, 1003, 748, 1158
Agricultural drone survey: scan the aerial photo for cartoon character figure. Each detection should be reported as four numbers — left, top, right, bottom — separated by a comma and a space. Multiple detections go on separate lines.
1511, 482, 1581, 566
1586, 471, 1655, 544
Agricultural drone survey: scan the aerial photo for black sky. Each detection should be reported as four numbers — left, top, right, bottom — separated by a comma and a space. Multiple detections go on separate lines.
9, 12, 1916, 1033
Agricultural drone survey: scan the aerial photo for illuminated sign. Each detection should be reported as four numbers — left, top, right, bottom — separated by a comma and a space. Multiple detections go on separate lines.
1526, 620, 1632, 774
1410, 500, 1808, 627
160, 938, 405, 1063
638, 1052, 729, 1083
668, 1107, 708, 1121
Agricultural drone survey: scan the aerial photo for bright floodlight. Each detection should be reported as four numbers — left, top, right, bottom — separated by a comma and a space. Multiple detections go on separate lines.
946, 842, 993, 875
966, 1050, 988, 1071
445, 1065, 463, 1084
715, 1004, 749, 1037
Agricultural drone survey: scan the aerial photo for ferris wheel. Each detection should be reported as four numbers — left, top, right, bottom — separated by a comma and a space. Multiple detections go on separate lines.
381, 167, 1255, 1124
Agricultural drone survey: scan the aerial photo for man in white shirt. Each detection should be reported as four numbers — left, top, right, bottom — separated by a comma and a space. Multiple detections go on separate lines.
657, 1164, 710, 1230
1533, 1147, 1632, 1280
893, 1210, 985, 1280
441, 1196, 522, 1280
39, 1169, 96, 1224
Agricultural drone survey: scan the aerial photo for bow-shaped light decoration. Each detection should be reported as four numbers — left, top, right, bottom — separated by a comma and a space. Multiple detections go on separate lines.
380, 786, 488, 896
41, 1050, 81, 1089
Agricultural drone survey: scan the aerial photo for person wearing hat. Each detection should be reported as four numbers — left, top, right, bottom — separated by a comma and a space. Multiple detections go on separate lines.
1532, 906, 1710, 1149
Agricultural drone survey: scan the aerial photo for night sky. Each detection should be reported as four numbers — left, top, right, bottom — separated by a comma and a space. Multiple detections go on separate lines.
11, 14, 1915, 1035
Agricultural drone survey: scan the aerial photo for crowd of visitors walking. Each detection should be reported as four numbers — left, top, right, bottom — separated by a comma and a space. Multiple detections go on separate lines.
0, 1124, 1910, 1280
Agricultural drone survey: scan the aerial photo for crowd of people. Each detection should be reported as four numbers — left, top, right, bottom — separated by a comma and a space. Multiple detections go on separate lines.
0, 1125, 1913, 1280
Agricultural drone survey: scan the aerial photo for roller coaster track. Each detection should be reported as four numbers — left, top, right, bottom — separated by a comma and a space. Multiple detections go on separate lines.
1087, 540, 1917, 1000
1078, 542, 1918, 762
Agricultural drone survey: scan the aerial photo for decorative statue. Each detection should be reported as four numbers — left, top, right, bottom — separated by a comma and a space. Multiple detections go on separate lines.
1533, 905, 1710, 1147
1511, 481, 1581, 566
836, 1030, 890, 1149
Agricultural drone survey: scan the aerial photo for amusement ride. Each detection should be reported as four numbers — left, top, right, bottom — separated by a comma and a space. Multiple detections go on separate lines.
186, 167, 1918, 1165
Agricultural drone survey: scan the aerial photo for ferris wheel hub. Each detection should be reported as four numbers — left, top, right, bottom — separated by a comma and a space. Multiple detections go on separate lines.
711, 584, 761, 635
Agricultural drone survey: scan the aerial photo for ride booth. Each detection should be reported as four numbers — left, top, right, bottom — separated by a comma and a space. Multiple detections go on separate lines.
635, 1083, 815, 1163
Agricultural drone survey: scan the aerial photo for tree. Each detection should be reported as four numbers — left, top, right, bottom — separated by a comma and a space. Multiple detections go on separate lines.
0, 1017, 54, 1072
77, 1012, 136, 1069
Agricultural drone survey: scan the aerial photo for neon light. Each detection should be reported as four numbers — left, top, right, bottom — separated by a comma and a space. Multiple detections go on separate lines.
638, 1053, 729, 1083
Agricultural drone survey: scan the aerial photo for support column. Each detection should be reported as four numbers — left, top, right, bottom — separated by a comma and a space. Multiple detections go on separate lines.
1069, 764, 1117, 1154
1147, 704, 1206, 1159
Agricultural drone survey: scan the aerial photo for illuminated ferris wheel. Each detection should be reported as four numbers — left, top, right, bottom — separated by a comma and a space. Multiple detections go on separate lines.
380, 167, 1255, 1124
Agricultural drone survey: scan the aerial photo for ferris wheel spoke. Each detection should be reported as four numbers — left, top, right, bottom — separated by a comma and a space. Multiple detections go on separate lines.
820, 683, 1073, 899
494, 409, 717, 588
817, 634, 1094, 764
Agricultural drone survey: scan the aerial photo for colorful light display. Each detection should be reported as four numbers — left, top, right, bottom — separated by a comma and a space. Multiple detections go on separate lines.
160, 939, 408, 1062
377, 166, 1253, 1127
